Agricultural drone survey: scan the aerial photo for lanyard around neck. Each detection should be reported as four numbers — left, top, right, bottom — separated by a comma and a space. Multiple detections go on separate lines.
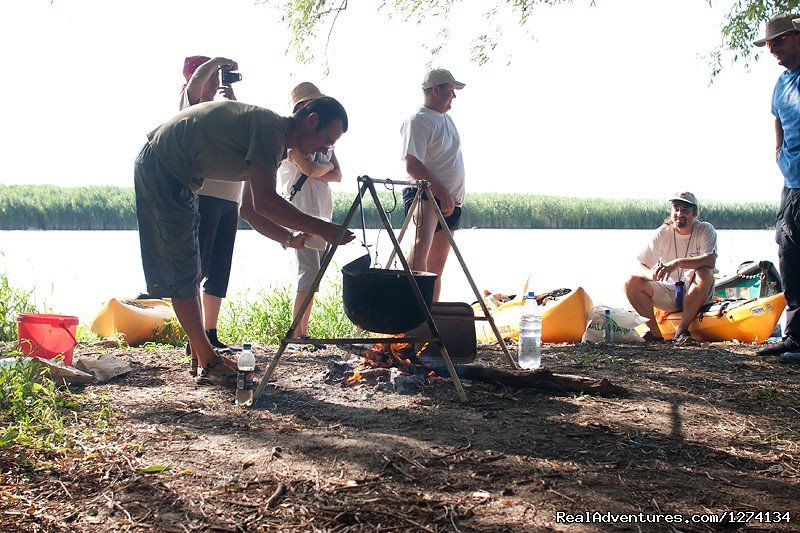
672, 223, 694, 280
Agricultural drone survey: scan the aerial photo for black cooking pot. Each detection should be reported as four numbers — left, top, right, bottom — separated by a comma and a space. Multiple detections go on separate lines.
342, 255, 437, 334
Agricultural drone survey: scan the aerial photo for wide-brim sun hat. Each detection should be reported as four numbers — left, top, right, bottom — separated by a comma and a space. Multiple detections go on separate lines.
754, 13, 800, 47
290, 82, 324, 109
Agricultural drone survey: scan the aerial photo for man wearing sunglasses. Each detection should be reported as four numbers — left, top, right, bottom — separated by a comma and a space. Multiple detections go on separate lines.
754, 14, 800, 361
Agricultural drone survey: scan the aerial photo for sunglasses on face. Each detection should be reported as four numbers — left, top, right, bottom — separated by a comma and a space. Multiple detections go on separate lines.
768, 32, 800, 46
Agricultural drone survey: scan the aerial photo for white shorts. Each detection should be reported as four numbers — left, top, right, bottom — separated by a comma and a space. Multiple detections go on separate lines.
296, 247, 324, 292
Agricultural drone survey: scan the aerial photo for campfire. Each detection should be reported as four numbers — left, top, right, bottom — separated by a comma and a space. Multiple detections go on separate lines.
343, 337, 439, 388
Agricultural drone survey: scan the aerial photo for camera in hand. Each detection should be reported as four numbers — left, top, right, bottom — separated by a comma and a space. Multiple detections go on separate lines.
220, 68, 242, 85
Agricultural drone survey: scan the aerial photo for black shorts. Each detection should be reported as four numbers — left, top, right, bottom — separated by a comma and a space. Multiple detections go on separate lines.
198, 195, 239, 298
402, 187, 462, 232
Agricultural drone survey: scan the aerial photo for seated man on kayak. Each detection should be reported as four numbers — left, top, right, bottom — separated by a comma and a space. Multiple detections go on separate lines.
624, 192, 718, 343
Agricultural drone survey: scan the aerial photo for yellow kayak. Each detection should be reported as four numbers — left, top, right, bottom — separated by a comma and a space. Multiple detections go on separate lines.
655, 293, 786, 344
90, 298, 182, 345
474, 287, 594, 344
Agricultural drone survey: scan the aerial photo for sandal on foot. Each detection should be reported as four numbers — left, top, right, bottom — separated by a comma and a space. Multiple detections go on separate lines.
673, 331, 697, 345
195, 355, 237, 385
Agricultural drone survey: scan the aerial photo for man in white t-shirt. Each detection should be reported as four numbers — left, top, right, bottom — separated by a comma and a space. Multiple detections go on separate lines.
624, 192, 718, 343
401, 68, 466, 301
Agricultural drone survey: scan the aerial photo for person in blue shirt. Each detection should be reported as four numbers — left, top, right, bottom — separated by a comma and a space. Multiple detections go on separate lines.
754, 13, 800, 361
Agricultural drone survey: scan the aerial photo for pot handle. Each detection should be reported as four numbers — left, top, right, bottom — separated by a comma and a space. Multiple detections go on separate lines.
343, 254, 371, 275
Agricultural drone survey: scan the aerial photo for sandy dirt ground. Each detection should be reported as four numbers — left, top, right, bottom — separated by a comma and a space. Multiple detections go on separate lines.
2, 338, 799, 532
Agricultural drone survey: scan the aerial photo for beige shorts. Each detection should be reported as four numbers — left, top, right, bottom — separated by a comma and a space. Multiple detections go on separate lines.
648, 280, 714, 313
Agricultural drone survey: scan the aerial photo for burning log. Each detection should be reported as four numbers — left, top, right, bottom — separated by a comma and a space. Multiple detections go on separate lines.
343, 340, 442, 389
427, 364, 628, 397
343, 339, 626, 397
345, 340, 426, 386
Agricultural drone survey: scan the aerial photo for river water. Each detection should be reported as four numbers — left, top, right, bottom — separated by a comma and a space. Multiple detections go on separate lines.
0, 229, 780, 324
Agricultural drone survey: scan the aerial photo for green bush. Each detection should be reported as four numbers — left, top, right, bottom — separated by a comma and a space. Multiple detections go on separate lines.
220, 285, 295, 346
0, 272, 38, 342
219, 280, 356, 347
0, 356, 111, 467
0, 358, 67, 453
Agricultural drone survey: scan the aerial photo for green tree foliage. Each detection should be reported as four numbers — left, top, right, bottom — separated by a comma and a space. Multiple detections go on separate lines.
711, 0, 800, 77
260, 0, 581, 65
261, 0, 800, 73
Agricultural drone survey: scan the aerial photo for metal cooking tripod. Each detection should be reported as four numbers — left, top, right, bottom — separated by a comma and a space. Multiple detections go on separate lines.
250, 176, 515, 405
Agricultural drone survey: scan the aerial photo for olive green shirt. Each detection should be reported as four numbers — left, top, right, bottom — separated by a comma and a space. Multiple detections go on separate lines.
147, 100, 291, 192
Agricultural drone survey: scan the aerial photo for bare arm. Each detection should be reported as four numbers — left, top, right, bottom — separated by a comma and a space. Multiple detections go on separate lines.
288, 149, 335, 180
667, 252, 717, 271
405, 154, 455, 214
247, 162, 354, 245
634, 262, 655, 280
239, 184, 306, 249
313, 150, 342, 184
776, 117, 784, 160
185, 57, 237, 105
656, 253, 717, 281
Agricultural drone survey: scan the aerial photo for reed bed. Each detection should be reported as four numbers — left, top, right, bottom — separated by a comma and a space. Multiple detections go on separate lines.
0, 184, 778, 230
0, 185, 136, 230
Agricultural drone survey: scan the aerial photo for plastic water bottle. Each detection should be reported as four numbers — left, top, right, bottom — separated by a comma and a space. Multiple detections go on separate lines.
604, 308, 613, 344
235, 343, 256, 406
674, 281, 685, 311
518, 292, 542, 370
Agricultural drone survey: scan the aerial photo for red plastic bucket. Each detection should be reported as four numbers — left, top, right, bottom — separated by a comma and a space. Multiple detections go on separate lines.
17, 313, 79, 367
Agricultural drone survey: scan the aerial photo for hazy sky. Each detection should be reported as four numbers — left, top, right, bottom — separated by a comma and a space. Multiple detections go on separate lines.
0, 0, 787, 203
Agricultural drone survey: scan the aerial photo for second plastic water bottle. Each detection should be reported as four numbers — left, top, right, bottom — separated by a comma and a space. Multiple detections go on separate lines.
518, 292, 542, 370
235, 343, 256, 407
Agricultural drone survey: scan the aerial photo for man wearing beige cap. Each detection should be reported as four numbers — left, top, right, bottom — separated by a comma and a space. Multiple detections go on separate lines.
754, 14, 800, 360
273, 82, 342, 346
624, 192, 718, 344
401, 68, 466, 301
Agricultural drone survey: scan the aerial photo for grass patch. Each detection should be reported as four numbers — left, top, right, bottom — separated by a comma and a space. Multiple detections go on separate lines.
756, 385, 782, 401
0, 272, 38, 342
219, 280, 356, 346
307, 281, 358, 340
0, 355, 112, 467
76, 325, 101, 343
146, 317, 185, 347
